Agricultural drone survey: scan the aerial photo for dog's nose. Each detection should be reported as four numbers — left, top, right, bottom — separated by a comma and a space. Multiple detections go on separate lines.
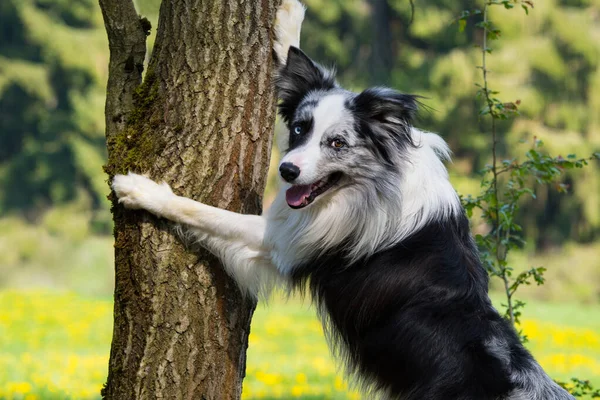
279, 162, 300, 183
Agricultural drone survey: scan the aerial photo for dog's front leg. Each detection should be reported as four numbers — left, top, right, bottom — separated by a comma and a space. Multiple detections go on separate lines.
112, 172, 279, 297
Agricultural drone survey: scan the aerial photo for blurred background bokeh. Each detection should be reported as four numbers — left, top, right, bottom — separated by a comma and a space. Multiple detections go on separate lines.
0, 0, 598, 398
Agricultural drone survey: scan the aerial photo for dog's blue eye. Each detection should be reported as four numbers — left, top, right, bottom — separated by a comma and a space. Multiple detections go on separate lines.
293, 126, 302, 135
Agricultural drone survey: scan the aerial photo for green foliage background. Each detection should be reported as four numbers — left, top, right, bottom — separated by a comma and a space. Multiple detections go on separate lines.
0, 0, 598, 294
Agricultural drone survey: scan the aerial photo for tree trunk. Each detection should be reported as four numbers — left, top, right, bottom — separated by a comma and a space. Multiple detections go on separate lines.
99, 0, 280, 398
369, 0, 393, 85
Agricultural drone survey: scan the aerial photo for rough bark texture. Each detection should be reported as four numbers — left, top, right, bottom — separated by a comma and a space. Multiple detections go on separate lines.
99, 0, 280, 398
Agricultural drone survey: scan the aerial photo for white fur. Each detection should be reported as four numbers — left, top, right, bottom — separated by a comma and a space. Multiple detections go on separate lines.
509, 359, 574, 400
393, 129, 461, 237
273, 0, 306, 65
112, 173, 175, 213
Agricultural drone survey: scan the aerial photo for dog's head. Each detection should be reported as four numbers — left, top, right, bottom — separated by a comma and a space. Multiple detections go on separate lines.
275, 47, 419, 209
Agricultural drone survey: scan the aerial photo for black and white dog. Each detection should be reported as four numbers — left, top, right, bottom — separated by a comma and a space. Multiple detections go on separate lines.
112, 1, 574, 399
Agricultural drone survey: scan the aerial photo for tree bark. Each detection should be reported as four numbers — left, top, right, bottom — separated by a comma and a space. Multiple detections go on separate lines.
99, 0, 280, 398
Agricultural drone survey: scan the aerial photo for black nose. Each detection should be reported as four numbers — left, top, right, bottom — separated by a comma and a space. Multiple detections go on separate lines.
279, 162, 300, 183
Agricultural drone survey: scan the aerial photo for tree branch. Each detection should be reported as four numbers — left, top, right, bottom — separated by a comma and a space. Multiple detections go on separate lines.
98, 0, 148, 141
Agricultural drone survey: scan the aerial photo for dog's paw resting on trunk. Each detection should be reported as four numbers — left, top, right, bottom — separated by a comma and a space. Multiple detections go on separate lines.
112, 172, 174, 214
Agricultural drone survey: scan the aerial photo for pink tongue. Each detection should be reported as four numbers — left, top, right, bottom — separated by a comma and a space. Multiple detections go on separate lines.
286, 184, 312, 207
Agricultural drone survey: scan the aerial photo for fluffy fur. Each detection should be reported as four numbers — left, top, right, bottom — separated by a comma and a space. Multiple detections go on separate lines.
111, 1, 574, 399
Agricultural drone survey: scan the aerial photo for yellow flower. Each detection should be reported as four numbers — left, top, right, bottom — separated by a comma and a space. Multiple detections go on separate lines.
334, 376, 347, 391
295, 372, 307, 384
291, 385, 304, 396
7, 381, 32, 394
255, 371, 281, 386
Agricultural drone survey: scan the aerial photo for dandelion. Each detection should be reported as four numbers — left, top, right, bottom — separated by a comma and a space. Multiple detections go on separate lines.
334, 376, 346, 391
291, 385, 304, 396
295, 372, 307, 384
7, 381, 32, 395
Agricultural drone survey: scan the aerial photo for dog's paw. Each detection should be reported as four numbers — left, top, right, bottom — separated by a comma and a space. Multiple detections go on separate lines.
274, 0, 306, 65
112, 172, 173, 213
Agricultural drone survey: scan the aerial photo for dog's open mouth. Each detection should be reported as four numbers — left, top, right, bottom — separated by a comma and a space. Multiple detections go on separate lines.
285, 172, 342, 209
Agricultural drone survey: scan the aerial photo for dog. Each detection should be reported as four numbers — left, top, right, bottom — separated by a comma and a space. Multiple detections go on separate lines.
112, 1, 574, 399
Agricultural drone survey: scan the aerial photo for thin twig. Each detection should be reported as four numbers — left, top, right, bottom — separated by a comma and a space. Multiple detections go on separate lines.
481, 2, 515, 325
495, 154, 596, 176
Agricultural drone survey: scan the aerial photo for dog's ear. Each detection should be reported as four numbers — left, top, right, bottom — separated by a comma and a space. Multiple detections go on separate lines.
354, 87, 418, 126
352, 87, 419, 165
275, 46, 337, 124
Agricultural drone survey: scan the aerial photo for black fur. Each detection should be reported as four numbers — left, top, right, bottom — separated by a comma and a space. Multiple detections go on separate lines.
291, 213, 537, 400
275, 46, 337, 125
350, 88, 419, 166
288, 117, 314, 150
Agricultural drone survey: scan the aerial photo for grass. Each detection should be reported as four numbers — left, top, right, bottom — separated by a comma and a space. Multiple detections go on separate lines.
0, 291, 599, 399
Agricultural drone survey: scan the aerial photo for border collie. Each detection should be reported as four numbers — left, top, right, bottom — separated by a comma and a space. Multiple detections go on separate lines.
112, 1, 574, 398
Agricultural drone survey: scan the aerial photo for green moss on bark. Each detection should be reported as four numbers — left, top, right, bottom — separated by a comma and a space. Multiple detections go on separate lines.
104, 69, 166, 177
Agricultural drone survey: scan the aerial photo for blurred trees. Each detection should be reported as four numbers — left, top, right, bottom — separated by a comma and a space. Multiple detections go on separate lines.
0, 0, 109, 229
0, 0, 598, 248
